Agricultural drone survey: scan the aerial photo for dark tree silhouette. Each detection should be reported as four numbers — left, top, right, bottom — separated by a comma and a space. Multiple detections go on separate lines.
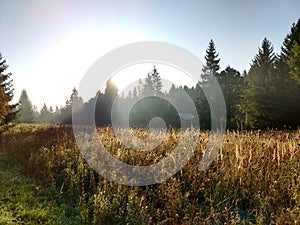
60, 88, 83, 124
143, 65, 162, 95
196, 39, 221, 129
217, 66, 244, 129
240, 38, 278, 128
280, 18, 300, 65
95, 79, 118, 125
287, 40, 300, 84
0, 53, 18, 128
18, 18, 300, 129
201, 39, 220, 82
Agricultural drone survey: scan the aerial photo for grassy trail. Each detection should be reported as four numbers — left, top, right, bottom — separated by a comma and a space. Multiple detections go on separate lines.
0, 149, 63, 224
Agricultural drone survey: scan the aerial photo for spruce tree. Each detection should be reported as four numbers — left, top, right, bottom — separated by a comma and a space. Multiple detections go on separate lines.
150, 66, 162, 92
275, 18, 300, 91
240, 38, 277, 128
18, 89, 35, 123
61, 88, 83, 124
280, 18, 300, 64
143, 65, 162, 95
37, 103, 53, 124
196, 40, 221, 129
275, 18, 300, 127
0, 53, 18, 128
287, 42, 300, 84
201, 39, 220, 82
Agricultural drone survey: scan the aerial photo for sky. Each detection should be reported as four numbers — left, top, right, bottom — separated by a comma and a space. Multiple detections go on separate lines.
0, 0, 299, 109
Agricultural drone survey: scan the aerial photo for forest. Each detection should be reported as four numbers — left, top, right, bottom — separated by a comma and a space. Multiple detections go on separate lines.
12, 19, 300, 130
0, 18, 299, 224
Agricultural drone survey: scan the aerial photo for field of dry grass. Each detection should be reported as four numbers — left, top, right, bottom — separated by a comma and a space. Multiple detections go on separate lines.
1, 124, 299, 224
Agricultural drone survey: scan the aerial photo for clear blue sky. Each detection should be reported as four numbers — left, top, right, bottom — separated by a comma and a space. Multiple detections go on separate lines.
0, 0, 299, 109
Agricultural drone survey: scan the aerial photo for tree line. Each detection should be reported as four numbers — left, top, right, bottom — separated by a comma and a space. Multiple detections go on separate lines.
1, 18, 299, 130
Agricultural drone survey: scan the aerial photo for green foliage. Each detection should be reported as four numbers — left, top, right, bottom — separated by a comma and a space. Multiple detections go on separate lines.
240, 38, 279, 128
3, 20, 300, 130
196, 39, 222, 129
217, 66, 244, 129
195, 85, 211, 129
129, 96, 180, 128
201, 39, 220, 81
287, 42, 300, 84
0, 53, 18, 128
236, 19, 300, 129
0, 147, 81, 224
280, 18, 300, 64
18, 18, 299, 129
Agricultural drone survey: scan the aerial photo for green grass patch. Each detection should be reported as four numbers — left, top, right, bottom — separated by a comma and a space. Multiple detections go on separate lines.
0, 148, 82, 224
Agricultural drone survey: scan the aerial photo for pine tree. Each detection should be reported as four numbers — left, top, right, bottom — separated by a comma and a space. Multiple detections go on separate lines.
280, 18, 300, 64
65, 88, 84, 107
275, 18, 300, 127
37, 103, 53, 124
240, 38, 277, 128
18, 89, 35, 123
201, 39, 220, 82
150, 66, 162, 92
143, 65, 162, 95
0, 53, 18, 128
287, 42, 300, 84
275, 18, 300, 90
196, 40, 221, 129
61, 88, 84, 124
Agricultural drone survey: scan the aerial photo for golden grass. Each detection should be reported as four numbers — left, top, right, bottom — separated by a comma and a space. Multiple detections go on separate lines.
1, 124, 299, 224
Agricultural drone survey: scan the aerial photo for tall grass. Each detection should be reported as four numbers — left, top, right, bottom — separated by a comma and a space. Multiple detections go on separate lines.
1, 124, 299, 224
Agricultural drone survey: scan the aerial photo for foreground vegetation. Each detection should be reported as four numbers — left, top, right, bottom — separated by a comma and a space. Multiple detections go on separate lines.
0, 146, 80, 224
0, 124, 299, 224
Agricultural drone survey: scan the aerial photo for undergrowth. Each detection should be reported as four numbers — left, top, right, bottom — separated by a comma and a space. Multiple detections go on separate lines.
1, 124, 299, 224
0, 146, 82, 224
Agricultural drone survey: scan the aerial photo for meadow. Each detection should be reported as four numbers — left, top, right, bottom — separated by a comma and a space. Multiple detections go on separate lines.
0, 124, 299, 224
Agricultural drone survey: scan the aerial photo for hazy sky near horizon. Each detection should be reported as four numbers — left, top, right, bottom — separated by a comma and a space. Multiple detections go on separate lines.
0, 0, 299, 109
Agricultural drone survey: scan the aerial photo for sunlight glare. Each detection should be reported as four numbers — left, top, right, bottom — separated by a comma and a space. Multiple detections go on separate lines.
19, 28, 150, 108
